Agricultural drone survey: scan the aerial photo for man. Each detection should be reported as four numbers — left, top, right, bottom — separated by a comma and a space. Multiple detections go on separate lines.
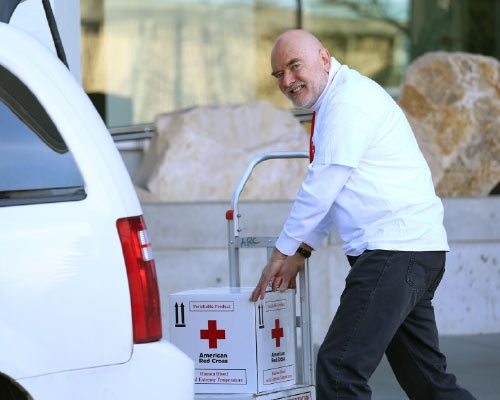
250, 29, 476, 400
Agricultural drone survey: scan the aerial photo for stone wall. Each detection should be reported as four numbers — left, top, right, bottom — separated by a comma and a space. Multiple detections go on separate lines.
143, 198, 500, 346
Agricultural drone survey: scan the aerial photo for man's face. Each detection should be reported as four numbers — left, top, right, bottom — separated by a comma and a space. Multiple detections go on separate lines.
271, 38, 330, 109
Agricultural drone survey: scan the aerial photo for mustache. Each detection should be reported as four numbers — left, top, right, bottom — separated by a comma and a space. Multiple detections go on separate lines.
286, 81, 306, 93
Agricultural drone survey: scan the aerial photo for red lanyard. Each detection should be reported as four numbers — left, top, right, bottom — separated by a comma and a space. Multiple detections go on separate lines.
309, 111, 316, 162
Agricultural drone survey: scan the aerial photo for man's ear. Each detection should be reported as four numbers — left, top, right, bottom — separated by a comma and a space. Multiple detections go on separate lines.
319, 48, 331, 72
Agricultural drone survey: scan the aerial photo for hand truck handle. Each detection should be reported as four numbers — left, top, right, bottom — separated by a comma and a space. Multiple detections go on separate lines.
228, 151, 309, 238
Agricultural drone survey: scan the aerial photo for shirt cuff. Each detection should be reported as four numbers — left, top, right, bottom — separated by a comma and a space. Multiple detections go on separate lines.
275, 230, 302, 256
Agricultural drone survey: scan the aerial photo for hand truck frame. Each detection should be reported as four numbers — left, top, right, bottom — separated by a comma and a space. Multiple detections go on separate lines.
225, 151, 315, 390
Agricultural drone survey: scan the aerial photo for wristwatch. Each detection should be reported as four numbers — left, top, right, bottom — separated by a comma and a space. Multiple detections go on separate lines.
296, 246, 312, 258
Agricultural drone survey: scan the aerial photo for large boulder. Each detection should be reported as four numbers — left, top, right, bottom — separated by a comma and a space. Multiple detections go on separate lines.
133, 101, 309, 202
399, 52, 500, 197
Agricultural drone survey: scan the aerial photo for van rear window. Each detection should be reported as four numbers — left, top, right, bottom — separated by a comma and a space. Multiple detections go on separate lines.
0, 65, 86, 206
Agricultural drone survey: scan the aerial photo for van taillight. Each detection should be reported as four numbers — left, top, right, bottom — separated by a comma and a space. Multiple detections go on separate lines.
116, 215, 162, 343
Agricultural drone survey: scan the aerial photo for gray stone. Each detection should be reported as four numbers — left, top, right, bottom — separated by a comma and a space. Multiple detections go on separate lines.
133, 101, 309, 202
399, 52, 500, 197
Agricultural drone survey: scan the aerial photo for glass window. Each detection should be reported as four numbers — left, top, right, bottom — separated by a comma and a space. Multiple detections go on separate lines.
81, 0, 500, 128
81, 0, 412, 127
410, 0, 500, 60
81, 0, 293, 127
0, 65, 86, 206
80, 0, 411, 126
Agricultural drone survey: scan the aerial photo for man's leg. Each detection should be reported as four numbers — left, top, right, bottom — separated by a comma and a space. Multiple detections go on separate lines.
385, 254, 476, 400
316, 250, 421, 399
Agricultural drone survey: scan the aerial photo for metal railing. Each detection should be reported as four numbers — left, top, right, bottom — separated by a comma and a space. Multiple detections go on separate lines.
108, 110, 313, 142
109, 123, 155, 142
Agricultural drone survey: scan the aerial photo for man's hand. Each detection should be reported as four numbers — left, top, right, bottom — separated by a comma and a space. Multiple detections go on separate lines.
250, 247, 306, 301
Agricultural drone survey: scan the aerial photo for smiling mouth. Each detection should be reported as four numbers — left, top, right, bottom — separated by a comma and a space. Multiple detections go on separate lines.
287, 82, 306, 95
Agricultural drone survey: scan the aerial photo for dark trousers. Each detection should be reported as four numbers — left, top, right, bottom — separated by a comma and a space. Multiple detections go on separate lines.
316, 250, 476, 400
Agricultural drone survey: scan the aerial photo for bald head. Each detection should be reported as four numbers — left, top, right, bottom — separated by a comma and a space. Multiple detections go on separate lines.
270, 30, 331, 108
271, 29, 324, 64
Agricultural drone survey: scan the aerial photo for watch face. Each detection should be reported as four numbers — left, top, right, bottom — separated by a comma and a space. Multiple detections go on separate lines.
297, 247, 311, 258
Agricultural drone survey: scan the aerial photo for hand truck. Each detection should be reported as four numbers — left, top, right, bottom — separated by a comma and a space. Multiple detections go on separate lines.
224, 151, 315, 398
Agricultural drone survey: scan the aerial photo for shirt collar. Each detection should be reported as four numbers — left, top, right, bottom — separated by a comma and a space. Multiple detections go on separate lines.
310, 57, 342, 112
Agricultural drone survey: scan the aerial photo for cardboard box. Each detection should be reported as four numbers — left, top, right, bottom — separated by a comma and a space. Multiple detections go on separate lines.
169, 287, 297, 394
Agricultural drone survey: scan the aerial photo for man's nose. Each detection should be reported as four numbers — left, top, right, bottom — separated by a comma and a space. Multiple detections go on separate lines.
282, 70, 295, 88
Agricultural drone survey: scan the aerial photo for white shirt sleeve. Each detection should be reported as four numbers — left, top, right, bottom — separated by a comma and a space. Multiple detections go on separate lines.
275, 163, 353, 256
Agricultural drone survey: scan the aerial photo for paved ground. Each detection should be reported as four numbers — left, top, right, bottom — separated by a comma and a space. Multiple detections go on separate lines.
370, 333, 500, 399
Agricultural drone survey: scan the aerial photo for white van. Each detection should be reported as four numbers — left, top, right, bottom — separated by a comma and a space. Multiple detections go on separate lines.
0, 22, 194, 399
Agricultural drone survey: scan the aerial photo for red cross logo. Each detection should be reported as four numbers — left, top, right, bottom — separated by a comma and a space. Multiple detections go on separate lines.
200, 320, 226, 349
271, 319, 284, 347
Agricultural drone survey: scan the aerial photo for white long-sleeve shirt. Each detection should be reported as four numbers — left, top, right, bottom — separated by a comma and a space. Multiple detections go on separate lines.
275, 57, 449, 256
